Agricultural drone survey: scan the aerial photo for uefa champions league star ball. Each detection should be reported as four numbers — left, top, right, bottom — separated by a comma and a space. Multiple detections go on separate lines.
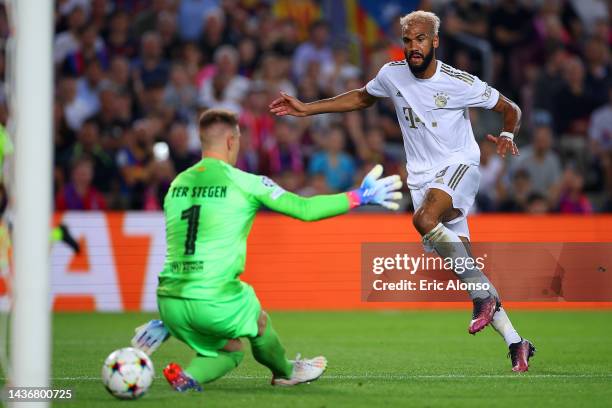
102, 347, 154, 399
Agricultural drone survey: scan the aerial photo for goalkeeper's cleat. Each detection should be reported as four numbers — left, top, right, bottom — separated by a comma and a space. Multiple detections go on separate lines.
271, 354, 327, 386
59, 224, 80, 254
163, 363, 202, 392
508, 339, 536, 372
468, 296, 500, 334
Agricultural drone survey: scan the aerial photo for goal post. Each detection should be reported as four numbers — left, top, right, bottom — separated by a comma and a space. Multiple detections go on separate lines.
9, 0, 53, 405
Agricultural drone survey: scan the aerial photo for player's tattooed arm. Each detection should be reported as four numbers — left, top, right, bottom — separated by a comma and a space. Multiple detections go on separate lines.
486, 94, 521, 158
269, 87, 377, 117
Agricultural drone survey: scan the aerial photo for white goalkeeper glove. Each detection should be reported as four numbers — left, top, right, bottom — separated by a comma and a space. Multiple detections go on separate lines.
131, 319, 170, 355
347, 164, 403, 210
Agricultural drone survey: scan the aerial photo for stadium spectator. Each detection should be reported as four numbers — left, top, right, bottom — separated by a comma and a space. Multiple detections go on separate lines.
440, 0, 489, 77
92, 84, 129, 152
308, 124, 356, 192
60, 77, 88, 132
589, 83, 612, 193
116, 119, 157, 209
168, 123, 199, 173
237, 37, 260, 78
262, 118, 304, 177
132, 0, 171, 38
238, 81, 274, 151
554, 56, 595, 136
298, 173, 331, 197
53, 102, 76, 164
525, 192, 551, 214
497, 168, 533, 213
583, 37, 611, 108
177, 0, 219, 41
55, 155, 107, 211
292, 20, 333, 80
488, 0, 534, 93
321, 46, 361, 96
157, 11, 182, 61
181, 41, 205, 86
108, 56, 132, 93
63, 25, 109, 76
131, 31, 170, 92
54, 5, 89, 65
198, 45, 250, 112
66, 59, 106, 130
199, 9, 229, 64
510, 124, 562, 206
272, 18, 300, 58
533, 45, 568, 118
235, 125, 260, 174
143, 159, 175, 210
558, 166, 593, 213
256, 52, 296, 97
163, 63, 198, 119
89, 0, 111, 32
477, 138, 504, 212
105, 11, 137, 58
61, 118, 118, 195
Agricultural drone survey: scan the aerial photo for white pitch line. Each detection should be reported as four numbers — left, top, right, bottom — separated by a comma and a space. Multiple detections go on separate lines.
3, 374, 611, 382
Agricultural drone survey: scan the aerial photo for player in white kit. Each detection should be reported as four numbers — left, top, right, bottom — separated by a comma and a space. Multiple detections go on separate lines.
270, 10, 536, 372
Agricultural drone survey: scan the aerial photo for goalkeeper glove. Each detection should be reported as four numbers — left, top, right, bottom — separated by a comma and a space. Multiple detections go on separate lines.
347, 164, 403, 210
131, 319, 170, 355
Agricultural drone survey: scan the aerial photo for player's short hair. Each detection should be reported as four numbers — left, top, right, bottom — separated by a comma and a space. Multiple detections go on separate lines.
199, 109, 239, 145
199, 109, 238, 130
400, 10, 440, 36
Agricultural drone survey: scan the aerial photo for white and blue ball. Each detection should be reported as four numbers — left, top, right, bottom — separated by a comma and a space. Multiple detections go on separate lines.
102, 347, 154, 399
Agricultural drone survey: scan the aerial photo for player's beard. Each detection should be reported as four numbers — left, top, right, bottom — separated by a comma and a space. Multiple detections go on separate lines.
405, 47, 434, 74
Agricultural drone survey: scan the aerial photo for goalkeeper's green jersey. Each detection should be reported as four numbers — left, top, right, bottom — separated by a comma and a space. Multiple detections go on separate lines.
157, 157, 350, 300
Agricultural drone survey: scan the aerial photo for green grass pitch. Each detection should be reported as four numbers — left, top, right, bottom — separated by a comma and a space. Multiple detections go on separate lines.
16, 311, 612, 407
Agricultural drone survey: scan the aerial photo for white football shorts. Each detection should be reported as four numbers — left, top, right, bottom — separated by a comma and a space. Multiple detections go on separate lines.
409, 163, 480, 239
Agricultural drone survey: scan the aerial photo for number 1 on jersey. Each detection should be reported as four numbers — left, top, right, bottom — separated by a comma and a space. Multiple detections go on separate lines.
181, 205, 201, 255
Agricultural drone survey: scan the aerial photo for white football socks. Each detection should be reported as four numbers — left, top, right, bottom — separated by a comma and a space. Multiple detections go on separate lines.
422, 223, 499, 300
423, 223, 522, 346
492, 307, 522, 345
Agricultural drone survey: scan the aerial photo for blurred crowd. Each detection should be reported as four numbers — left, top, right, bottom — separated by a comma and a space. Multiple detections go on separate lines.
1, 0, 611, 213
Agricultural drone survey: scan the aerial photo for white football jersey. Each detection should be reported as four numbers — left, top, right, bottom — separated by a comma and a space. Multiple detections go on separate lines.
366, 59, 500, 188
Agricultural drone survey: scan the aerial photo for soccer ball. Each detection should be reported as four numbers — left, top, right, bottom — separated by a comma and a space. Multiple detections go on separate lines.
102, 347, 154, 399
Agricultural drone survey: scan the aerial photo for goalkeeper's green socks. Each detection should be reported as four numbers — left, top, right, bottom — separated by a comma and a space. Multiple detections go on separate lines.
186, 350, 244, 383
249, 317, 293, 379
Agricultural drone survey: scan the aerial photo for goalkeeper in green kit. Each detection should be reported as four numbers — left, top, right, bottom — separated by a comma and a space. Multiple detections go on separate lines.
131, 109, 403, 391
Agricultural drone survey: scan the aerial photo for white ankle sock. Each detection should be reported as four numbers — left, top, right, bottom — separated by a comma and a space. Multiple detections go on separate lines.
491, 307, 521, 345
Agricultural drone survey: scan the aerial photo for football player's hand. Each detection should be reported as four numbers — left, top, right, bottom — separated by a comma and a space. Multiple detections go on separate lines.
131, 319, 170, 355
486, 134, 519, 158
349, 164, 403, 210
269, 92, 309, 117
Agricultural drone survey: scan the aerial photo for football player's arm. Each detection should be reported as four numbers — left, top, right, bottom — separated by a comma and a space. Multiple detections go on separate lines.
269, 88, 377, 117
486, 94, 521, 158
258, 191, 352, 222
254, 165, 403, 221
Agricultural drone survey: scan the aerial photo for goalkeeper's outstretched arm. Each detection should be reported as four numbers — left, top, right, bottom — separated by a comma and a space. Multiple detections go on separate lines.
256, 165, 403, 222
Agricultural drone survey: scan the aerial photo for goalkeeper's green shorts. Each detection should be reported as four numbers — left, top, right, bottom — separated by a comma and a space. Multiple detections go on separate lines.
157, 282, 261, 357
